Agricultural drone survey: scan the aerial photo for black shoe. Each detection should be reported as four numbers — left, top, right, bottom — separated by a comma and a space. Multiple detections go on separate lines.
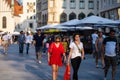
26, 52, 29, 55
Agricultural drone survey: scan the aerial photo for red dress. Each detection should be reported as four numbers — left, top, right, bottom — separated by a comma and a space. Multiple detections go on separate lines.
48, 42, 65, 66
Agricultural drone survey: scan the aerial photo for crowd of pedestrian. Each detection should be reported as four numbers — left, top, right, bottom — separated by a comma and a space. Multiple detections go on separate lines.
0, 29, 119, 80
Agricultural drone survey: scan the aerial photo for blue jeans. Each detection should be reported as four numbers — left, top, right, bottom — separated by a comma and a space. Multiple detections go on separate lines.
19, 43, 24, 53
26, 43, 30, 54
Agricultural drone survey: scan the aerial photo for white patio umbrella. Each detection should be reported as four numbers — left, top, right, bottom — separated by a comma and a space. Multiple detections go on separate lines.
60, 19, 81, 26
51, 25, 93, 31
12, 31, 20, 35
36, 24, 57, 30
77, 15, 119, 25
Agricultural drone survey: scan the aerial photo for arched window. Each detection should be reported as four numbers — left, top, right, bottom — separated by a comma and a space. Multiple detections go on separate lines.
60, 13, 67, 23
42, 15, 45, 25
69, 12, 76, 20
2, 16, 7, 28
87, 13, 94, 17
78, 12, 85, 20
45, 14, 47, 24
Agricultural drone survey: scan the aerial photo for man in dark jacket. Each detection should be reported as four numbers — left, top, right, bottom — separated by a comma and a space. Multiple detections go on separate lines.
17, 31, 25, 54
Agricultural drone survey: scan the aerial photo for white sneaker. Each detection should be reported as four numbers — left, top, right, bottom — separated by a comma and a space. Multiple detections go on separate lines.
38, 60, 42, 64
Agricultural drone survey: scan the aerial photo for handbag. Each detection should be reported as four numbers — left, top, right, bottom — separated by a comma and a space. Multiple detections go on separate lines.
64, 64, 71, 80
74, 42, 82, 53
74, 42, 86, 59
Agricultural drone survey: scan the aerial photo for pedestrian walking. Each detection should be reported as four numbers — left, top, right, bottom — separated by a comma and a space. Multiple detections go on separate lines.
91, 31, 98, 57
32, 30, 44, 63
25, 32, 33, 55
95, 31, 105, 68
17, 31, 25, 54
47, 35, 66, 80
67, 33, 85, 80
103, 30, 119, 80
1, 32, 9, 55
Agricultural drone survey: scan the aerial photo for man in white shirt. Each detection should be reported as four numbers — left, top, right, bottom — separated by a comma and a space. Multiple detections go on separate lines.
25, 32, 33, 54
91, 31, 98, 56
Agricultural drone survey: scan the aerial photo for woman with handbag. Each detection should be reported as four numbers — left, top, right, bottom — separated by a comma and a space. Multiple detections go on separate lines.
67, 33, 85, 80
48, 35, 66, 80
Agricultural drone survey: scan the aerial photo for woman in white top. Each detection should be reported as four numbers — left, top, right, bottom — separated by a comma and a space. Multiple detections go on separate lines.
68, 33, 85, 80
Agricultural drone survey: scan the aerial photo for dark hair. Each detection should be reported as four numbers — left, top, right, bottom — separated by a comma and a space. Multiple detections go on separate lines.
20, 31, 23, 33
54, 35, 61, 41
110, 29, 115, 33
73, 33, 80, 41
37, 29, 41, 32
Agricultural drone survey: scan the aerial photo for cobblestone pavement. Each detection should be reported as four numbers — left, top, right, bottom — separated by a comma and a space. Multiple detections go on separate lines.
0, 44, 120, 80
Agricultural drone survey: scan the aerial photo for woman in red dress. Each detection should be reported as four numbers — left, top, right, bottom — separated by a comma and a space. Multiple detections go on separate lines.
48, 36, 66, 80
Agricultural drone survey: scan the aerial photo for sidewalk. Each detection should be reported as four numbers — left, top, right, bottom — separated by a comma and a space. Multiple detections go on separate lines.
0, 44, 120, 80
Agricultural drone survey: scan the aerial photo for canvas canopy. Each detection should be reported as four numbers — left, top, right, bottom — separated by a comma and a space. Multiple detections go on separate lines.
77, 15, 119, 25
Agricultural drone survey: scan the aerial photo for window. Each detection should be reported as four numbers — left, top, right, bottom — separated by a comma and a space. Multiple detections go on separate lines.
79, 0, 85, 9
70, 0, 76, 8
29, 23, 33, 28
33, 9, 35, 13
2, 16, 7, 28
27, 2, 29, 6
27, 9, 29, 13
69, 13, 76, 20
88, 0, 94, 9
33, 2, 35, 6
34, 16, 36, 19
97, 1, 99, 9
60, 13, 67, 23
30, 16, 32, 19
78, 13, 85, 20
50, 0, 54, 7
62, 0, 66, 8
87, 13, 94, 17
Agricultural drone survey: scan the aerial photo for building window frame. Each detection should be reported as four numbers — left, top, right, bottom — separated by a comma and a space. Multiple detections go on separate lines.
2, 16, 7, 28
70, 0, 76, 9
60, 13, 67, 23
29, 23, 33, 28
88, 0, 94, 9
69, 12, 76, 20
62, 0, 66, 8
79, 0, 85, 9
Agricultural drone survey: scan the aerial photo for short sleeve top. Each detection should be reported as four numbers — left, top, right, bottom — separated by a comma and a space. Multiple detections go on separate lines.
69, 42, 83, 59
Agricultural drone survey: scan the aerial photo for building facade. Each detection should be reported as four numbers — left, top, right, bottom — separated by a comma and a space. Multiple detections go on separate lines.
0, 0, 14, 33
19, 0, 37, 32
99, 0, 120, 20
0, 0, 37, 33
36, 0, 99, 27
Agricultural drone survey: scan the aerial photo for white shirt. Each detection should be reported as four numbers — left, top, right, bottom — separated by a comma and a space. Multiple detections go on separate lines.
2, 34, 9, 41
69, 42, 83, 59
105, 42, 116, 56
7, 33, 12, 40
25, 35, 33, 43
91, 33, 98, 44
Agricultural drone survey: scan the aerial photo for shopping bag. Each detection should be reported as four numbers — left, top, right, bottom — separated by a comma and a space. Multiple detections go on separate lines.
64, 64, 71, 80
